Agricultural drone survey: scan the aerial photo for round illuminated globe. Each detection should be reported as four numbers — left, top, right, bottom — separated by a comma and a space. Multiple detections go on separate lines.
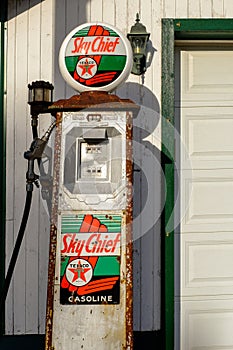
59, 22, 133, 93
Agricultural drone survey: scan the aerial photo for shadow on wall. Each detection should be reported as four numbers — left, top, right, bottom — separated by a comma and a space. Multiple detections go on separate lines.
117, 81, 160, 113
54, 0, 91, 100
118, 82, 162, 332
7, 0, 44, 20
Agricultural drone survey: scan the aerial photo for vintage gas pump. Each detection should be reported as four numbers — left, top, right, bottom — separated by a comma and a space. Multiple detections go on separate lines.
44, 23, 138, 349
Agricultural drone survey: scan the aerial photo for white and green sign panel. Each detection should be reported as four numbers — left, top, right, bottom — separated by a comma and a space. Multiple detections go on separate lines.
59, 22, 133, 92
60, 214, 121, 305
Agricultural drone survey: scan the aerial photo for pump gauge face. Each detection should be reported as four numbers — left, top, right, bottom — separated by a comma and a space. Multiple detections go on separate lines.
59, 22, 133, 92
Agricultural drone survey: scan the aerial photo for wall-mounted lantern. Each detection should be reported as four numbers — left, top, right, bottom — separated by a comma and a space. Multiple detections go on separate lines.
127, 13, 150, 75
28, 80, 54, 116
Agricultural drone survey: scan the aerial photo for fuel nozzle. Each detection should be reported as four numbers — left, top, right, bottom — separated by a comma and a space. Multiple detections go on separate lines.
24, 120, 57, 191
41, 120, 57, 143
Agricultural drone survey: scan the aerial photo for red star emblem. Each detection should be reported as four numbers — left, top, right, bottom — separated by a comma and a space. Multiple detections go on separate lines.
68, 260, 91, 283
77, 59, 95, 77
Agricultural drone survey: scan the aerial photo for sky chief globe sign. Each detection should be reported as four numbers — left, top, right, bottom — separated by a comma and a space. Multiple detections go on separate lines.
59, 22, 133, 93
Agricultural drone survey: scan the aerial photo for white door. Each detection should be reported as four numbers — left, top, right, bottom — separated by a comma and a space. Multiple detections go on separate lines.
176, 45, 233, 350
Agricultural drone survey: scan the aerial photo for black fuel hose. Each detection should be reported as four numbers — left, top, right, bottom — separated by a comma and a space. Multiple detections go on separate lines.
0, 120, 56, 318
0, 190, 32, 314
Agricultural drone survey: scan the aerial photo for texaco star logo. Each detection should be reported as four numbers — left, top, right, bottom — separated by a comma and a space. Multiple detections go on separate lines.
76, 57, 97, 79
66, 258, 93, 287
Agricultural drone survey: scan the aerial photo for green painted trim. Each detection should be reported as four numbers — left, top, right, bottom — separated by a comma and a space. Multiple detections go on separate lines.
174, 19, 233, 39
162, 18, 233, 349
161, 19, 175, 160
0, 2, 6, 335
161, 18, 175, 350
174, 18, 233, 31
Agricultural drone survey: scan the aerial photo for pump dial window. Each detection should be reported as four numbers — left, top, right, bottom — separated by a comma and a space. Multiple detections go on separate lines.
79, 141, 109, 180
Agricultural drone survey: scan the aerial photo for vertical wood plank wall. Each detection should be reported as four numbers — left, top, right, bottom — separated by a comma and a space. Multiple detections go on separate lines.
6, 0, 54, 334
4, 0, 233, 335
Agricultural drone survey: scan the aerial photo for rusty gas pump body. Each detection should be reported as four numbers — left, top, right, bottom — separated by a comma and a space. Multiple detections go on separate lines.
45, 91, 138, 350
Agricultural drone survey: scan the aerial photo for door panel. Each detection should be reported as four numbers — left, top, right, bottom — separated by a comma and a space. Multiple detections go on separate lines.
181, 107, 233, 170
181, 232, 233, 296
178, 47, 233, 349
181, 50, 233, 104
181, 169, 233, 232
181, 299, 233, 350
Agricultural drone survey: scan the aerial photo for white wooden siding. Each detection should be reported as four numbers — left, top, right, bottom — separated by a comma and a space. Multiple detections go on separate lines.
5, 0, 233, 336
6, 0, 54, 334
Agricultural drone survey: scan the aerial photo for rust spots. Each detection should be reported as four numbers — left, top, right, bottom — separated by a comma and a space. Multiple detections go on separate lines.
45, 224, 58, 350
48, 91, 139, 113
105, 214, 113, 220
125, 111, 134, 350
45, 113, 63, 350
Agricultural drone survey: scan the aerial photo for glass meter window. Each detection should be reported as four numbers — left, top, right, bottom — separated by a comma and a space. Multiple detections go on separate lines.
78, 140, 109, 181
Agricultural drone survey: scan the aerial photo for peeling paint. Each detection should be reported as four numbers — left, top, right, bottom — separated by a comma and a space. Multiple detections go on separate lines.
45, 114, 63, 350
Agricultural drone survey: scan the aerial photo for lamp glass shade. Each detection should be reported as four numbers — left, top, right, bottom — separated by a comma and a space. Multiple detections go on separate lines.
34, 88, 44, 102
44, 88, 52, 103
28, 81, 54, 105
128, 35, 148, 55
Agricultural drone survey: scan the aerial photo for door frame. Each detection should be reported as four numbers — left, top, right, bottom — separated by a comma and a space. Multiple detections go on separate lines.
0, 1, 6, 335
161, 18, 233, 350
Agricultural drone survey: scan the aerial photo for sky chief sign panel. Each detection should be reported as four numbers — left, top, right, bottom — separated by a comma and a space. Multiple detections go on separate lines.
59, 22, 133, 92
60, 214, 121, 305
